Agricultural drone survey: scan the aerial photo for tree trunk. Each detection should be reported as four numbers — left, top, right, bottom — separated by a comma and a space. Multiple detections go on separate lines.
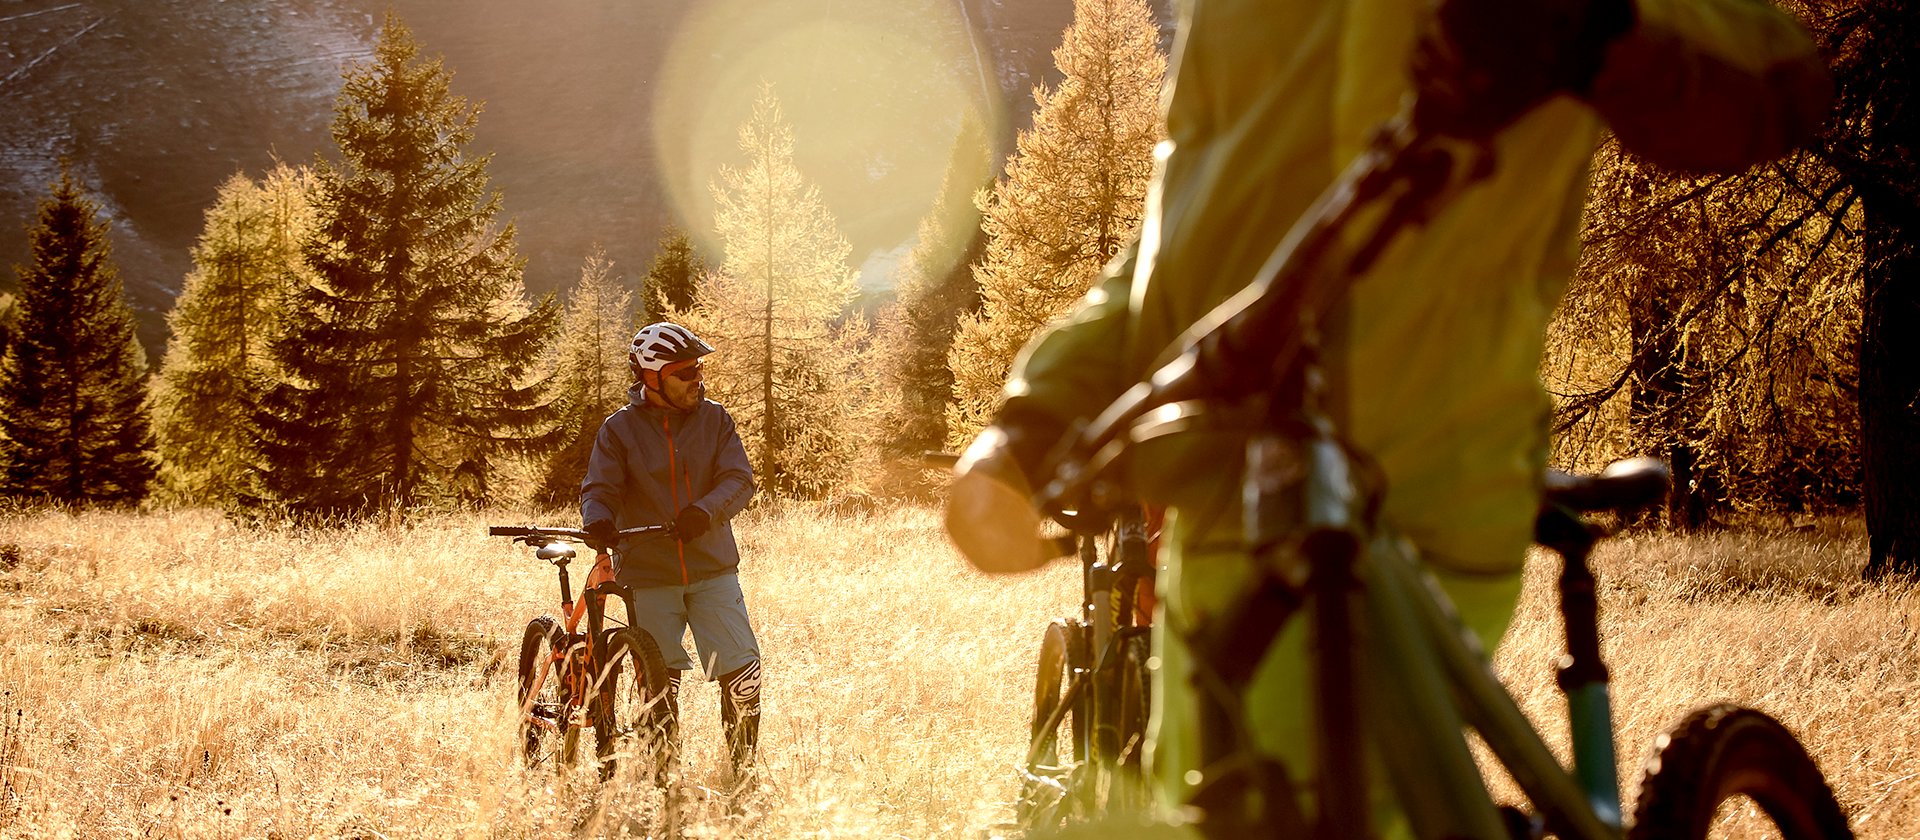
1860, 195, 1920, 580
1630, 272, 1713, 531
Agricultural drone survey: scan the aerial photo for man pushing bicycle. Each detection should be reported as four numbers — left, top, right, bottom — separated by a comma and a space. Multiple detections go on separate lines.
582, 322, 763, 783
946, 0, 1830, 833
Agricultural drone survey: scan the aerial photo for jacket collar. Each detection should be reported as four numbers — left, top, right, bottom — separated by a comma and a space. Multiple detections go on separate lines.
630, 382, 701, 417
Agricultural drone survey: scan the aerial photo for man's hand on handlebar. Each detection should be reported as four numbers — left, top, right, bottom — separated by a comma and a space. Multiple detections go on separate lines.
943, 406, 1065, 575
584, 519, 619, 553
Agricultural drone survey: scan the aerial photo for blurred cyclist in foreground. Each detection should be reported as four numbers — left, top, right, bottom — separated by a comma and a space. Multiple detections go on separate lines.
946, 0, 1830, 831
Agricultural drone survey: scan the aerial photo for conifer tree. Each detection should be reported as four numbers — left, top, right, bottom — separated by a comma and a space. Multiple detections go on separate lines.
946, 0, 1165, 444
681, 84, 864, 497
0, 170, 157, 505
536, 245, 635, 507
256, 14, 557, 515
151, 164, 316, 506
642, 226, 704, 323
871, 117, 992, 459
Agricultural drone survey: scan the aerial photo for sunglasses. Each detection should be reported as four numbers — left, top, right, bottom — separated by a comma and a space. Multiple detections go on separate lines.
666, 362, 704, 382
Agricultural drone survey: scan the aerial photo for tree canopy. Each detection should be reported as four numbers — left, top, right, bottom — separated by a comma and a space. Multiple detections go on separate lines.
947, 0, 1165, 445
682, 84, 864, 498
0, 169, 157, 506
255, 14, 556, 515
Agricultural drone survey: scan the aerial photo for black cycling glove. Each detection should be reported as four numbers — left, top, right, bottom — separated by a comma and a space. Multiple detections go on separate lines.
675, 506, 712, 541
585, 519, 618, 552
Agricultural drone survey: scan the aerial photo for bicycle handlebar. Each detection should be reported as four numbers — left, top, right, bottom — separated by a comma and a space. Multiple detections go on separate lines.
486, 524, 671, 541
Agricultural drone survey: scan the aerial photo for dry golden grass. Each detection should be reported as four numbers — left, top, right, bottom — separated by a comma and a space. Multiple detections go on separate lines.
0, 505, 1912, 838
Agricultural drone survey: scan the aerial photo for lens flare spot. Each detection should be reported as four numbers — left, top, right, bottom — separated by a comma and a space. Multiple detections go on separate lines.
653, 0, 1004, 291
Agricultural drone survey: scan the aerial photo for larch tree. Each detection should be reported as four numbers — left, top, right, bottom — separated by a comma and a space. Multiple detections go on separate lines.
682, 84, 863, 498
946, 0, 1165, 445
535, 245, 635, 508
871, 115, 992, 460
255, 14, 557, 516
151, 163, 317, 507
1545, 140, 1861, 528
0, 169, 157, 506
642, 225, 704, 324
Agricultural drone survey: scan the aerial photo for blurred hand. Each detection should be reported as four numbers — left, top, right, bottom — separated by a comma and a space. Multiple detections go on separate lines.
1410, 0, 1633, 138
585, 519, 619, 552
944, 424, 1055, 575
675, 506, 712, 541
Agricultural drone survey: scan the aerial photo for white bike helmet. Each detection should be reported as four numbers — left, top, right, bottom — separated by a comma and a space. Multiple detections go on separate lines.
628, 322, 715, 373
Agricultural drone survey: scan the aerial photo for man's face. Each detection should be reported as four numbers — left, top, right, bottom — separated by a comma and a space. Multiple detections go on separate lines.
655, 359, 705, 410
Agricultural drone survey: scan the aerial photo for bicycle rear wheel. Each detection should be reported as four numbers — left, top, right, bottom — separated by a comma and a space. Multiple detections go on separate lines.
516, 615, 579, 767
591, 626, 672, 779
1629, 704, 1851, 840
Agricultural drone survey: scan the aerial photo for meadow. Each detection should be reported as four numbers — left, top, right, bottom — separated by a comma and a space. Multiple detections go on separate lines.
0, 503, 1912, 838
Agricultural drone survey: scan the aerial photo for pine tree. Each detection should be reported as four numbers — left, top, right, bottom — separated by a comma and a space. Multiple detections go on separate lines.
681, 84, 863, 497
871, 116, 992, 459
0, 169, 157, 506
151, 164, 316, 506
536, 245, 635, 507
642, 226, 704, 323
946, 0, 1166, 445
256, 14, 558, 515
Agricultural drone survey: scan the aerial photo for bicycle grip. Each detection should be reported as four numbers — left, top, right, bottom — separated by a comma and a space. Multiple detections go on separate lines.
487, 525, 534, 537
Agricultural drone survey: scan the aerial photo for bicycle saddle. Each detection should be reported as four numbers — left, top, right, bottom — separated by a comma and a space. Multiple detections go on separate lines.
1541, 457, 1670, 514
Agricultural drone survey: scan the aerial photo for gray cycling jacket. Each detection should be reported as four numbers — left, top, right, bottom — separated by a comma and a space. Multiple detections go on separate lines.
581, 384, 756, 589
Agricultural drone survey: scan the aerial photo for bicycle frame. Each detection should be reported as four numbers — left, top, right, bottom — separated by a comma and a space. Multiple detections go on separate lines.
1153, 387, 1633, 840
498, 525, 667, 740
1013, 93, 1663, 837
520, 548, 623, 736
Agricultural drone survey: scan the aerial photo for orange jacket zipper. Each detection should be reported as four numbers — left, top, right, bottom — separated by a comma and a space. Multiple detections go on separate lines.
664, 414, 690, 585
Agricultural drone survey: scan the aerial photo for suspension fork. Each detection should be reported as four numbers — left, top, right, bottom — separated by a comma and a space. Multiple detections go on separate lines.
577, 555, 622, 711
1290, 421, 1368, 840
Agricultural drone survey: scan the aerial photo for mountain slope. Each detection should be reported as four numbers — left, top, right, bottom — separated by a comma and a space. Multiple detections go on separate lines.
0, 0, 1163, 355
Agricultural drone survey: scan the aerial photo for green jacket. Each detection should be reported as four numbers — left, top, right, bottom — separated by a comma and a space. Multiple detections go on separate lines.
999, 0, 1830, 573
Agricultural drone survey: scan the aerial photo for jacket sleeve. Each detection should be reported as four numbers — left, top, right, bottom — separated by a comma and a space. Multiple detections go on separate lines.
580, 420, 625, 528
1588, 0, 1831, 173
694, 409, 756, 522
997, 239, 1143, 432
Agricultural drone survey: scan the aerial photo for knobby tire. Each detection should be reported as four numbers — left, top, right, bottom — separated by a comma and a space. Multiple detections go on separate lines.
516, 615, 578, 767
1629, 704, 1851, 840
1019, 619, 1089, 830
591, 626, 672, 781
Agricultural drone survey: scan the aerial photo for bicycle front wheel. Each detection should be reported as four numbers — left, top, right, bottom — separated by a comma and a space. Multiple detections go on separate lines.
516, 615, 579, 767
1114, 632, 1151, 771
1629, 704, 1851, 840
591, 626, 672, 779
1018, 619, 1089, 830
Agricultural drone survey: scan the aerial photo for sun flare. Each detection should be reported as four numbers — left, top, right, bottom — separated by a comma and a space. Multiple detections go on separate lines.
651, 0, 1004, 281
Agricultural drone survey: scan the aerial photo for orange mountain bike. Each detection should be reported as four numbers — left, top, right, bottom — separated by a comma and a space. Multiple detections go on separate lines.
489, 524, 672, 779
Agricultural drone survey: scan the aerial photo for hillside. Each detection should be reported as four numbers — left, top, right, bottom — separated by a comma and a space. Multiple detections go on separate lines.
0, 0, 1169, 355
